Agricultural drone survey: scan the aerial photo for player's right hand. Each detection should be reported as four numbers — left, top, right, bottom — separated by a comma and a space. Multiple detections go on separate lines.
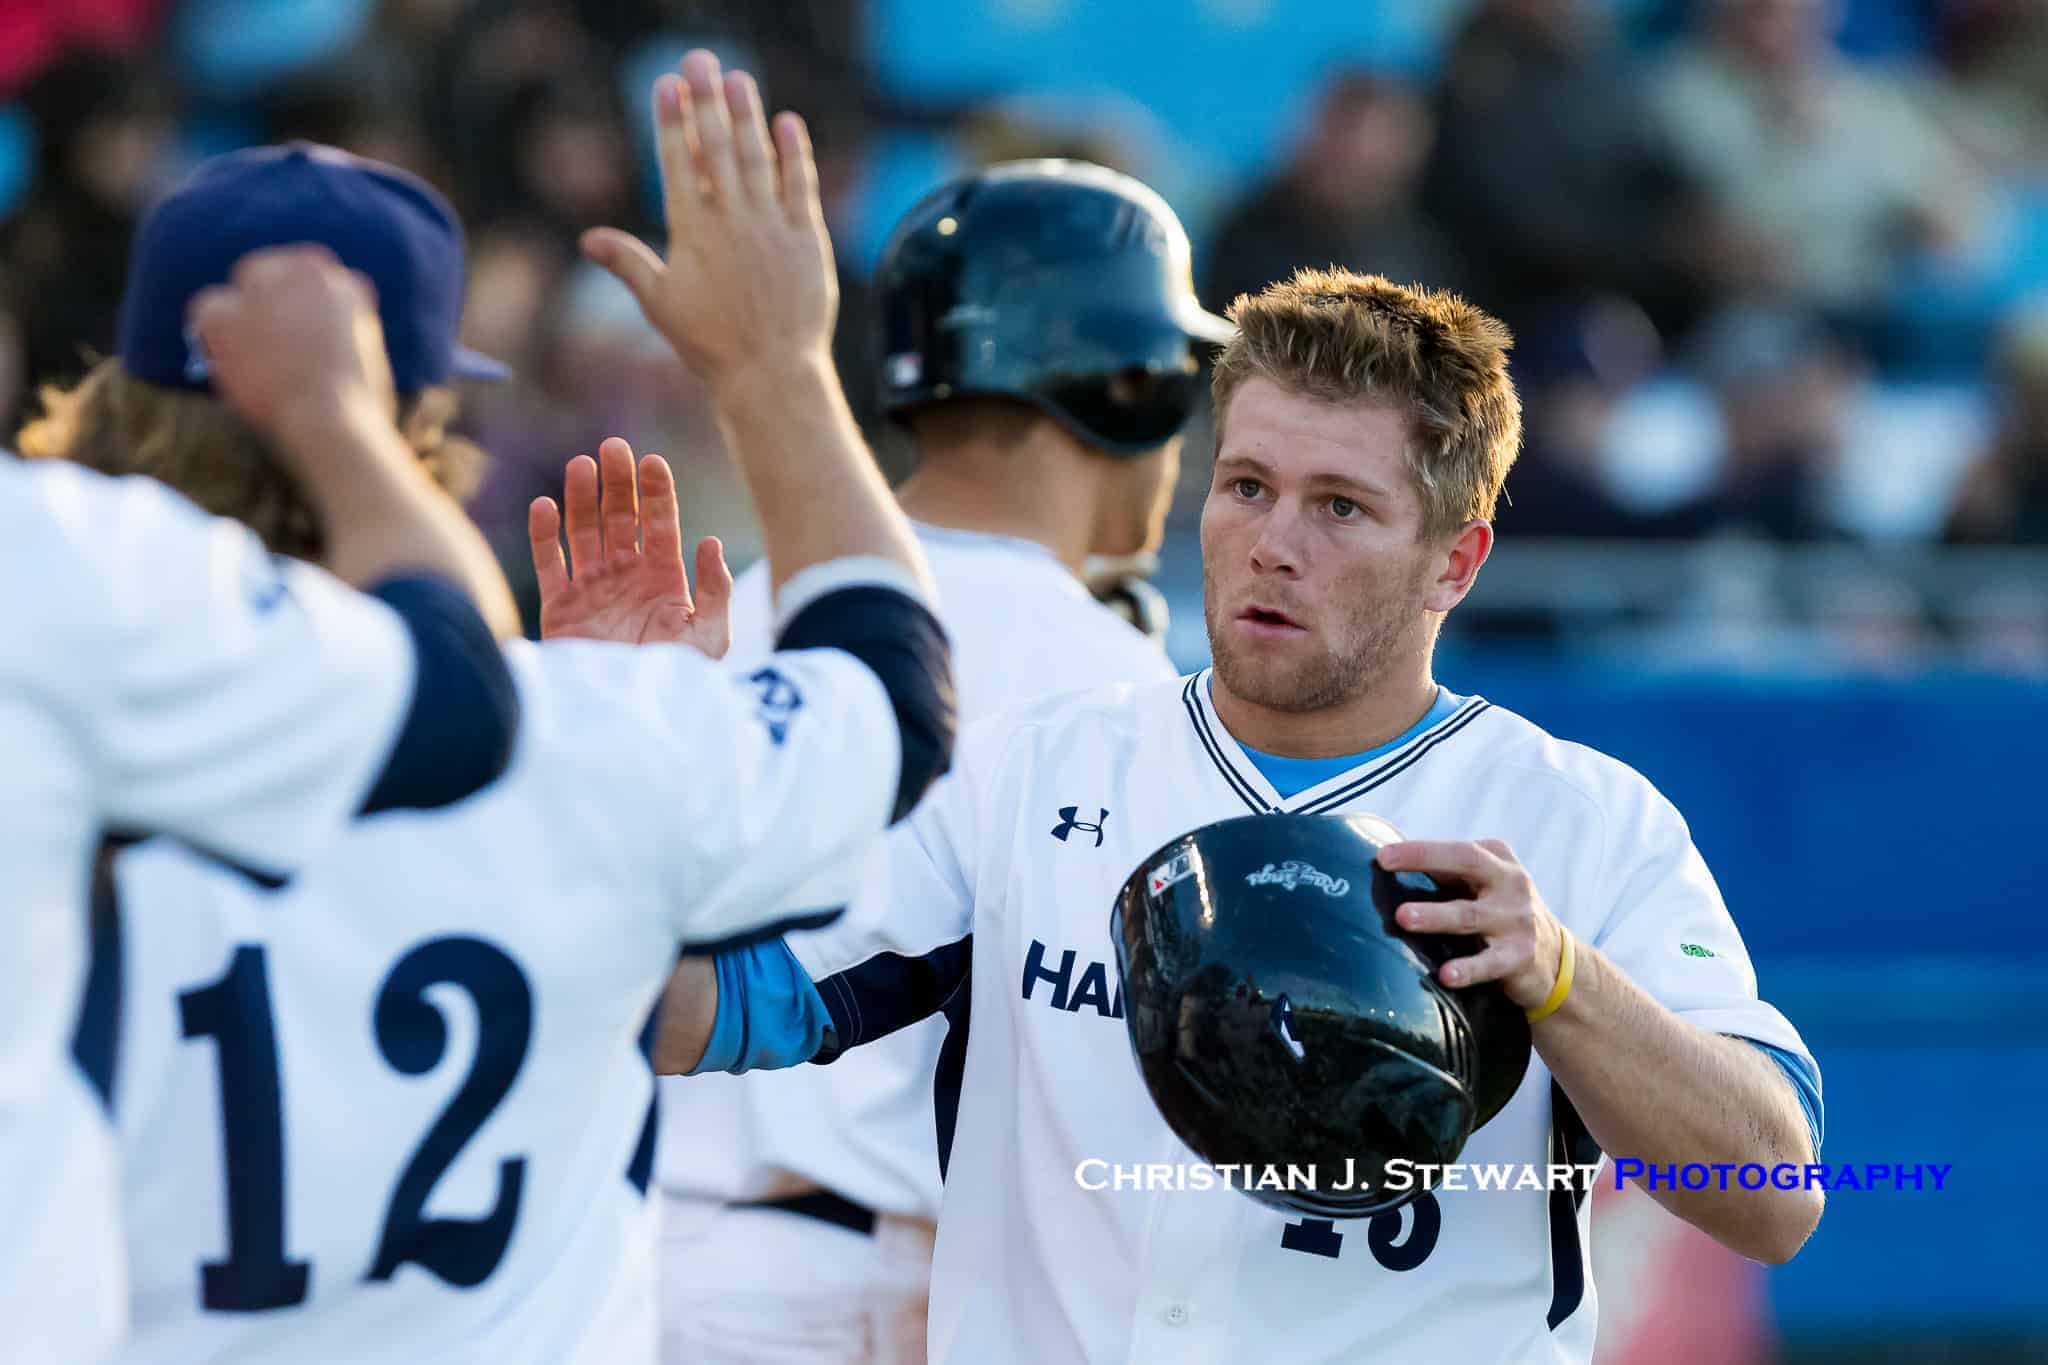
580, 49, 837, 389
187, 245, 397, 445
530, 436, 733, 654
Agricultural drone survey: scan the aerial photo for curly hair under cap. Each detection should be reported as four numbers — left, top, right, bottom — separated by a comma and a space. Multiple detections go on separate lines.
15, 358, 487, 561
1209, 267, 1522, 541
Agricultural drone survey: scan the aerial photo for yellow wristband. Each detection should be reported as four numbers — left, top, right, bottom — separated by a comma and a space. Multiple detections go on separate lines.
1525, 930, 1576, 1022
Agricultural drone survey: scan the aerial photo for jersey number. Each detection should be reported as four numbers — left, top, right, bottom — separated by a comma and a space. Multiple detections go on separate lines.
1279, 1194, 1442, 1269
1278, 1183, 1591, 1327
179, 938, 534, 1311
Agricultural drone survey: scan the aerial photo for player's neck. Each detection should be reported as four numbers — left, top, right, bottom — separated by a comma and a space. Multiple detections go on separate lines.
1210, 655, 1441, 760
896, 449, 1096, 577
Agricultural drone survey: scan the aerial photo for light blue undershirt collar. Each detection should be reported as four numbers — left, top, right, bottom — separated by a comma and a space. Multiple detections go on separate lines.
1223, 683, 1467, 800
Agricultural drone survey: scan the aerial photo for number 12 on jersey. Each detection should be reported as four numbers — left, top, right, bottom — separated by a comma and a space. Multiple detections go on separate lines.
177, 938, 534, 1311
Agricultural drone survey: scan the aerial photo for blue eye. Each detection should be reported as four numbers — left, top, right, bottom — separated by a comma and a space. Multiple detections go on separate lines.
1233, 478, 1261, 499
1330, 497, 1359, 519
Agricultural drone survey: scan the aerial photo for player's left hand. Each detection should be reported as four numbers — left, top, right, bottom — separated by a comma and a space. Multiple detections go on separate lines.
1376, 839, 1570, 1013
529, 436, 733, 655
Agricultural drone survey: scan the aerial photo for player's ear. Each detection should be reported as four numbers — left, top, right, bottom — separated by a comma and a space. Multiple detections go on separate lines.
1424, 519, 1491, 614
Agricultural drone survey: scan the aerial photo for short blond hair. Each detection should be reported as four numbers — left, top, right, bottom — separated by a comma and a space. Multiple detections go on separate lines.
16, 359, 485, 560
1211, 268, 1521, 540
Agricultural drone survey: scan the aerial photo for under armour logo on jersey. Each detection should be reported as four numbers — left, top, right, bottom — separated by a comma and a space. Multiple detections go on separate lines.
1051, 806, 1108, 847
745, 666, 804, 745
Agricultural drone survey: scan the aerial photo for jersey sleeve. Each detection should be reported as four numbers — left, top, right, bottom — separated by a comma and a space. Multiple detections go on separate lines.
718, 559, 778, 669
50, 471, 434, 872
1587, 777, 1820, 1082
779, 716, 996, 1057
786, 720, 982, 980
529, 637, 905, 951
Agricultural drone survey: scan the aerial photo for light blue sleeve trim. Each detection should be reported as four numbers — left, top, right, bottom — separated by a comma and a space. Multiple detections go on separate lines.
686, 939, 831, 1075
1745, 1039, 1825, 1156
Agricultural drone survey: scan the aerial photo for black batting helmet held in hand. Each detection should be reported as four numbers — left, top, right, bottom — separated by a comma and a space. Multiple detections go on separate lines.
874, 159, 1234, 454
1111, 812, 1533, 1219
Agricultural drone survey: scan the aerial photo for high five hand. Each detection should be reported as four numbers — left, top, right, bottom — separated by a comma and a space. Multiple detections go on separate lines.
529, 436, 733, 655
579, 49, 836, 385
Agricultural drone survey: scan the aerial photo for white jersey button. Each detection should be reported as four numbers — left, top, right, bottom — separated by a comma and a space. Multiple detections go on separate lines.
1165, 1304, 1189, 1325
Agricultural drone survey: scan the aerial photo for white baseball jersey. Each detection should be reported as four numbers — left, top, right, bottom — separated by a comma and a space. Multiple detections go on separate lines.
2, 459, 422, 1364
108, 625, 906, 1363
790, 670, 1816, 1363
657, 524, 1176, 1221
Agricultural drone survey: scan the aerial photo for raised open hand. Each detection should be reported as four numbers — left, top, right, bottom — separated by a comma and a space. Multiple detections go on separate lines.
529, 436, 733, 655
579, 49, 836, 387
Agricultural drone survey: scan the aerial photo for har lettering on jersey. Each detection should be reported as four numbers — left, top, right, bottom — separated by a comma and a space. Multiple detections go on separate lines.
1245, 860, 1349, 897
1021, 938, 1123, 1019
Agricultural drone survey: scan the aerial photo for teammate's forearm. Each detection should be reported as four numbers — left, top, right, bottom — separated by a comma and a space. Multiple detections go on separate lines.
280, 396, 523, 640
708, 350, 935, 604
654, 957, 719, 1076
1533, 941, 1823, 1263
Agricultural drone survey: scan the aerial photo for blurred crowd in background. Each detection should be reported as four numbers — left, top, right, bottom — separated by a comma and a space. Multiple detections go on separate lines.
3, 0, 2046, 674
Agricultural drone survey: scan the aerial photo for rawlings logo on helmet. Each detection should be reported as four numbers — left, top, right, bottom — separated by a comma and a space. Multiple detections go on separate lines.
1245, 860, 1350, 897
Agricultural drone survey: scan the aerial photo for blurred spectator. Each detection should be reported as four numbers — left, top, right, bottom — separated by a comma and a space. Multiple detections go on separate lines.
468, 72, 637, 240
1947, 581, 2048, 676
0, 0, 168, 96
1495, 297, 1679, 540
2, 50, 178, 410
957, 95, 1148, 179
1646, 0, 1990, 318
1670, 306, 1863, 542
462, 257, 760, 633
1913, 0, 2048, 180
1200, 71, 1464, 312
1417, 0, 1741, 339
421, 1, 613, 214
1942, 302, 2048, 546
0, 288, 24, 431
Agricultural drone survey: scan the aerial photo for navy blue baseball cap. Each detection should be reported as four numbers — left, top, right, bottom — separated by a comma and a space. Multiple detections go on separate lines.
118, 141, 509, 394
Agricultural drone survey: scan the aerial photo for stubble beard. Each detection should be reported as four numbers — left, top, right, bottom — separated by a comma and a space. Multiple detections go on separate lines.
1204, 564, 1431, 714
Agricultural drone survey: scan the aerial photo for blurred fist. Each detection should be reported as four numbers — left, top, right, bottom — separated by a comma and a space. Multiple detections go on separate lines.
580, 50, 837, 388
187, 245, 397, 442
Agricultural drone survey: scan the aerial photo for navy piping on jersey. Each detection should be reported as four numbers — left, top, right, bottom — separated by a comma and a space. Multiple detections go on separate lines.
1291, 699, 1492, 814
774, 584, 957, 824
1181, 675, 1271, 815
625, 999, 663, 1195
1546, 1081, 1600, 1329
932, 939, 974, 1182
359, 575, 519, 816
1183, 672, 1492, 816
70, 848, 124, 1112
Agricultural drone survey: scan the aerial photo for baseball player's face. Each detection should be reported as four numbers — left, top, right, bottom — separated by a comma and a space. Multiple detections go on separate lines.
1199, 377, 1441, 712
